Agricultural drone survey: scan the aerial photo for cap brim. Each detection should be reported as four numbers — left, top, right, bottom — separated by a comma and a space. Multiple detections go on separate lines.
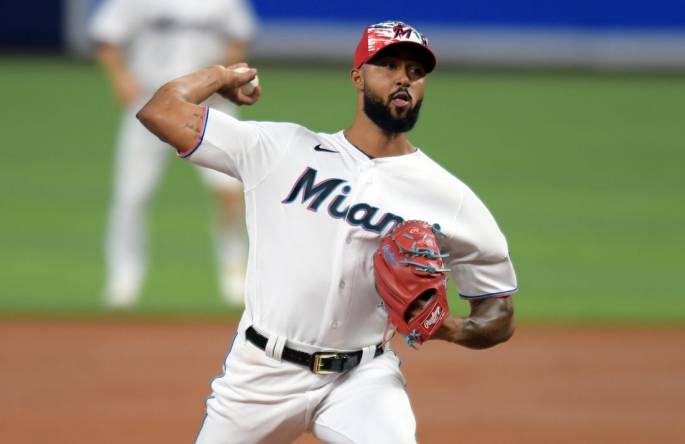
368, 41, 436, 73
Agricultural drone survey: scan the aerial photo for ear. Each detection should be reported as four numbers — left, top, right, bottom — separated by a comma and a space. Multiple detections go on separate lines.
350, 68, 364, 91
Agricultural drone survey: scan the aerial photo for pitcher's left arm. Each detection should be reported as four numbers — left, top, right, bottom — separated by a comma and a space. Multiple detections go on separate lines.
434, 297, 514, 349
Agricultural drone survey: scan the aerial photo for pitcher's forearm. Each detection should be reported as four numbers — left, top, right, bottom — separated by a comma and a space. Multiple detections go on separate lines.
136, 87, 204, 152
166, 65, 229, 105
136, 66, 227, 152
136, 64, 258, 153
436, 297, 515, 349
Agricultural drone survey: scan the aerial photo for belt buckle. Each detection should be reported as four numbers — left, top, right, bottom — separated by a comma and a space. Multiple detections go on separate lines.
311, 352, 340, 375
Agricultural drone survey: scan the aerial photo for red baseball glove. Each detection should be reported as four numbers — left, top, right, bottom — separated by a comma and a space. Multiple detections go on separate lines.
374, 220, 450, 347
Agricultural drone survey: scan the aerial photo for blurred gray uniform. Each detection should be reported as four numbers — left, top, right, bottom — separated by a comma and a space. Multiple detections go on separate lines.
90, 0, 256, 304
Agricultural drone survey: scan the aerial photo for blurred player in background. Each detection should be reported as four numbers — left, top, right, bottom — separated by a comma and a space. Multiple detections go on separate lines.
90, 0, 257, 308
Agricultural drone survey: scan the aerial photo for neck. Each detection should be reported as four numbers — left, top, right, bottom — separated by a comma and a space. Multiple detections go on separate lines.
344, 109, 415, 158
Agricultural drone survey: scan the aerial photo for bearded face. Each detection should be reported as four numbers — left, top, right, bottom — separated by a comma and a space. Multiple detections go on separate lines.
363, 86, 423, 134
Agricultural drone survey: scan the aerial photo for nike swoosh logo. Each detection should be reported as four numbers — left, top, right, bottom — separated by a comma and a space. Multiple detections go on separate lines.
314, 144, 339, 153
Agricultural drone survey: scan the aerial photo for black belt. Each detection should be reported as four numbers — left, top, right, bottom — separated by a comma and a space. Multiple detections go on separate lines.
245, 326, 384, 375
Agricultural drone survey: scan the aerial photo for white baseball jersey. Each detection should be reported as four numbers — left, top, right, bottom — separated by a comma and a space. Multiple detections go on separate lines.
182, 108, 518, 351
90, 0, 257, 93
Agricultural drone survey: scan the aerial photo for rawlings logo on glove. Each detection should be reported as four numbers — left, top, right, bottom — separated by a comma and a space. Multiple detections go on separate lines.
374, 220, 450, 347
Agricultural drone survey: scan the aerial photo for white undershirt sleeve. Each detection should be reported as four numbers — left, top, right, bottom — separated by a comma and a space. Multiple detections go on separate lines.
443, 187, 518, 299
181, 107, 301, 190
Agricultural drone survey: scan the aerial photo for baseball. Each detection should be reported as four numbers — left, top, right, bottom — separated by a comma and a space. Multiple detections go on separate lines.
233, 66, 259, 96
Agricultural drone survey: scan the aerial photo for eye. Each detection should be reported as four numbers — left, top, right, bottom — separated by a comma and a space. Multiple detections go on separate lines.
374, 59, 397, 69
409, 65, 426, 78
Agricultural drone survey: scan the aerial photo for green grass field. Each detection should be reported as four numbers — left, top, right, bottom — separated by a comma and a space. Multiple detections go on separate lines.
1, 56, 684, 324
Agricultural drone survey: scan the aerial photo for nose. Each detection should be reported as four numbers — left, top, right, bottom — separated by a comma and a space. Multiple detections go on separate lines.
395, 63, 411, 87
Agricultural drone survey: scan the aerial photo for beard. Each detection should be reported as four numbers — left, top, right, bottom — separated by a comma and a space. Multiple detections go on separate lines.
363, 88, 422, 134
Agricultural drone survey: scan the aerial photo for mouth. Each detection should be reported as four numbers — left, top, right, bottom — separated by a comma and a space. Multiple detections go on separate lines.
390, 90, 412, 108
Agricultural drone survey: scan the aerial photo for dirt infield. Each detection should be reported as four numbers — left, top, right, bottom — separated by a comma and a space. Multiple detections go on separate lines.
1, 320, 683, 443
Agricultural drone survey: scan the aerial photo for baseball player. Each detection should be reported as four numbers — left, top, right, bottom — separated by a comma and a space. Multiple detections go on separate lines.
137, 21, 517, 443
90, 0, 257, 307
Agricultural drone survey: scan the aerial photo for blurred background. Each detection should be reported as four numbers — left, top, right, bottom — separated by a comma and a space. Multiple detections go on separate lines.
1, 0, 683, 322
1, 1, 684, 443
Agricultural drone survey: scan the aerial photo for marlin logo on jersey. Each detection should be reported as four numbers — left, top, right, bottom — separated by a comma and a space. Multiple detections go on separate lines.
281, 167, 404, 234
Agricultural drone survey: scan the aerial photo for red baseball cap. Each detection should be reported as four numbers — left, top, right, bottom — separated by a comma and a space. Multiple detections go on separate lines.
353, 21, 436, 73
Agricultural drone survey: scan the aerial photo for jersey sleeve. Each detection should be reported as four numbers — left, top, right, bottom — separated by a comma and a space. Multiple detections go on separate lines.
180, 107, 301, 190
89, 0, 139, 44
222, 0, 258, 42
442, 187, 518, 300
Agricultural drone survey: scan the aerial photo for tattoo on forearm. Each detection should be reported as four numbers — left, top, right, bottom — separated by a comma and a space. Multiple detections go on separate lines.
183, 123, 200, 134
182, 111, 204, 134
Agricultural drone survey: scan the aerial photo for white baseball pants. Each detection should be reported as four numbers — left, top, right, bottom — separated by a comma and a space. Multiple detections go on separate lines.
194, 330, 417, 444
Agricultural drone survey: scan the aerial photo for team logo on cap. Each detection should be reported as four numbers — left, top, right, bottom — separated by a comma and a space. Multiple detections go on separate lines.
354, 20, 435, 72
393, 23, 412, 39
368, 21, 428, 50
